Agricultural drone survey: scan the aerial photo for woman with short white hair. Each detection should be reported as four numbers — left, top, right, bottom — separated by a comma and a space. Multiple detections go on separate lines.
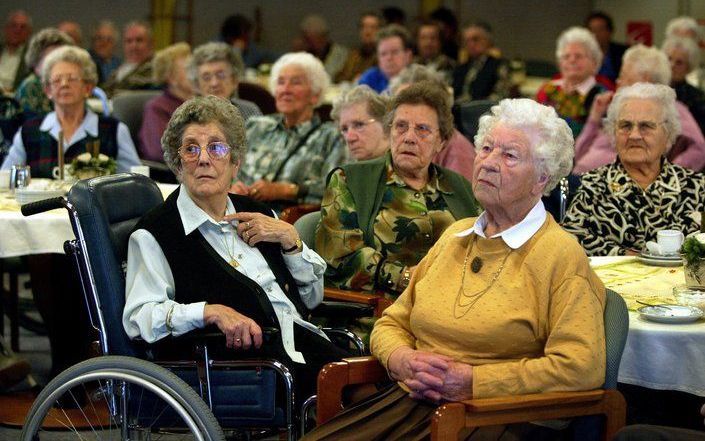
565, 83, 705, 256
536, 26, 612, 137
662, 37, 705, 136
574, 44, 705, 174
305, 98, 606, 440
234, 52, 347, 210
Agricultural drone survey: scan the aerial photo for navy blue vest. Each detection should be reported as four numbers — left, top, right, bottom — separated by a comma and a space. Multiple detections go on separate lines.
22, 114, 119, 179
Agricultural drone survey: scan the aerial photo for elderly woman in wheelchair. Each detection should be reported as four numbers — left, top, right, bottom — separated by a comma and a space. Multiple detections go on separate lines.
122, 95, 349, 406
304, 99, 608, 440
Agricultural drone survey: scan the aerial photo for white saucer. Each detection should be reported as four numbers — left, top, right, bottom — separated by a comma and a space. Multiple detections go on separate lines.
638, 305, 703, 323
638, 252, 683, 267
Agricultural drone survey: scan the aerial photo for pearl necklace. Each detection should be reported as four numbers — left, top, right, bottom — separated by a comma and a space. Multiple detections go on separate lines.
453, 238, 512, 319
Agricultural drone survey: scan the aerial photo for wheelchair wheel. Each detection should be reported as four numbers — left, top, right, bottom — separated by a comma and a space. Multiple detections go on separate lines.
21, 355, 224, 441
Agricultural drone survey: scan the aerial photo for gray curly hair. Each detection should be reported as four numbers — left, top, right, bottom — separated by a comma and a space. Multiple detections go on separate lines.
556, 26, 603, 72
161, 95, 246, 174
41, 45, 98, 87
388, 63, 448, 95
385, 80, 454, 142
187, 42, 244, 86
25, 27, 74, 70
330, 85, 389, 123
603, 82, 681, 151
475, 99, 574, 195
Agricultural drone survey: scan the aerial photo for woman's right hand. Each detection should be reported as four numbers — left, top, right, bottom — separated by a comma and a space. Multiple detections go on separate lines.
203, 304, 263, 350
588, 91, 614, 123
387, 346, 451, 384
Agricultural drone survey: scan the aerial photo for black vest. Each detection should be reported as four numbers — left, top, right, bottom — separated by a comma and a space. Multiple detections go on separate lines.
22, 114, 119, 179
134, 188, 309, 332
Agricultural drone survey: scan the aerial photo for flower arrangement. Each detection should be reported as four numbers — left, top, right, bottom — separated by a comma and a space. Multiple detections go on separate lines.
682, 233, 705, 288
69, 152, 117, 179
681, 233, 705, 266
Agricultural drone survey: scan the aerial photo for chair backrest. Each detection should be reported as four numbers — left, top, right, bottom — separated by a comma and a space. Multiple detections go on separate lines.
603, 288, 629, 389
238, 81, 276, 115
67, 173, 164, 356
453, 100, 496, 142
294, 211, 321, 250
112, 90, 161, 146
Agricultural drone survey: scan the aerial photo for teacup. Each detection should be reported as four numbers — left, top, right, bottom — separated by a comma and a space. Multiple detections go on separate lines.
52, 165, 74, 181
657, 229, 684, 255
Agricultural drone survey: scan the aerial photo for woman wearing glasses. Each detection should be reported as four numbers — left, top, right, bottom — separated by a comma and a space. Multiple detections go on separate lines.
1, 45, 141, 177
331, 85, 390, 161
564, 83, 705, 256
317, 81, 477, 298
123, 95, 347, 403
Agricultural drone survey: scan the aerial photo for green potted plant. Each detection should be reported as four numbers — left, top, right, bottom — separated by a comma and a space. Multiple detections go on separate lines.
69, 152, 117, 180
681, 232, 705, 288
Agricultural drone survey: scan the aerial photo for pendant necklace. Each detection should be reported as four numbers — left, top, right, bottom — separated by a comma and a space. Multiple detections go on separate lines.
218, 224, 240, 268
453, 237, 511, 319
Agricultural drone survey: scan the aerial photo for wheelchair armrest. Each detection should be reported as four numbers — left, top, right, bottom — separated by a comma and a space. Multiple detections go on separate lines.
310, 301, 374, 319
324, 287, 394, 317
317, 356, 388, 425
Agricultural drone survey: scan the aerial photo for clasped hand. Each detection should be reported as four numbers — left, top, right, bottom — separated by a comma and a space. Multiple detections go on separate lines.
224, 211, 299, 250
388, 347, 473, 403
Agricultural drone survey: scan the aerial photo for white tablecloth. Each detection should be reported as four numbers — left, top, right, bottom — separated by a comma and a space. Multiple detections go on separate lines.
0, 183, 178, 258
591, 256, 705, 396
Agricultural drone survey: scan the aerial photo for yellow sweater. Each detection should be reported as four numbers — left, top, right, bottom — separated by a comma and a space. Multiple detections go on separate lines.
370, 215, 606, 399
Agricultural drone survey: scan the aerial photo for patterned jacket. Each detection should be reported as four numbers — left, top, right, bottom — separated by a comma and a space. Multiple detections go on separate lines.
316, 153, 478, 296
563, 159, 705, 256
239, 114, 347, 206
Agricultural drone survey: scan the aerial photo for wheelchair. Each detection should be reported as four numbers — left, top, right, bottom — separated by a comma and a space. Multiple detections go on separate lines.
20, 173, 364, 440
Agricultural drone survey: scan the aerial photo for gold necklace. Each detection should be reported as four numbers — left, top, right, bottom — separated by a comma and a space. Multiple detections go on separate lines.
218, 225, 240, 268
453, 237, 511, 319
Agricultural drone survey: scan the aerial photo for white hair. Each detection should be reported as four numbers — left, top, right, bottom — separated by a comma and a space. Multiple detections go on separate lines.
604, 82, 681, 150
475, 98, 574, 195
269, 52, 330, 105
556, 26, 603, 70
622, 44, 672, 85
665, 16, 702, 41
662, 36, 700, 73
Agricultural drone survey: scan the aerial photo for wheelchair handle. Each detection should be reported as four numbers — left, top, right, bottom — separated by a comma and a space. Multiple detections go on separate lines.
21, 196, 67, 216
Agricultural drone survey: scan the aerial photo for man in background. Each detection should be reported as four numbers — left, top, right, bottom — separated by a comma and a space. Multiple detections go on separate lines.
299, 14, 348, 80
358, 24, 413, 93
0, 10, 32, 93
103, 21, 155, 95
414, 19, 456, 81
89, 20, 122, 86
57, 21, 83, 47
220, 14, 279, 70
585, 11, 628, 83
336, 11, 380, 83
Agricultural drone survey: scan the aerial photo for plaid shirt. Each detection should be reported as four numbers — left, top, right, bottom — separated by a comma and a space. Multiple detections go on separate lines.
239, 114, 348, 204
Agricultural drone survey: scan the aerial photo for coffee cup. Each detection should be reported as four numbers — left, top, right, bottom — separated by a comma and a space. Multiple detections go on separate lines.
52, 164, 73, 180
657, 229, 684, 255
130, 165, 150, 177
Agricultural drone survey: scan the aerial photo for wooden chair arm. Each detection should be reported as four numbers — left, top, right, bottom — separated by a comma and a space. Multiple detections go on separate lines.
316, 356, 388, 425
280, 203, 320, 224
323, 288, 394, 317
432, 389, 626, 441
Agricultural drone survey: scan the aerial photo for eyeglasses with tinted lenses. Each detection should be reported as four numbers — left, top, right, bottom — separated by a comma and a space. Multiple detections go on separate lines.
392, 121, 436, 139
616, 120, 665, 135
178, 142, 232, 162
340, 119, 377, 134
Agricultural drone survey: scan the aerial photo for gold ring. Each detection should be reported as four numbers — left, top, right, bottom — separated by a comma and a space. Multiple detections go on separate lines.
246, 222, 251, 228
244, 231, 249, 240
235, 338, 241, 342
252, 188, 259, 194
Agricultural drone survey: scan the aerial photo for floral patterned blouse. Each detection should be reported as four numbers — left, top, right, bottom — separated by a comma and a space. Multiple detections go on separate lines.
316, 159, 459, 297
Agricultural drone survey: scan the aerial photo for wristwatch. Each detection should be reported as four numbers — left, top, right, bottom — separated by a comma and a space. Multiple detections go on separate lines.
282, 237, 303, 254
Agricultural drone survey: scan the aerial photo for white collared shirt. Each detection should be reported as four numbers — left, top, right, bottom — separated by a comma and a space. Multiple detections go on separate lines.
123, 185, 327, 364
551, 76, 597, 96
1, 109, 141, 173
455, 200, 547, 249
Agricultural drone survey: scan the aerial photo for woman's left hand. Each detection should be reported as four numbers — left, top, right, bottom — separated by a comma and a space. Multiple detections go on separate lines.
407, 361, 474, 403
225, 211, 300, 250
